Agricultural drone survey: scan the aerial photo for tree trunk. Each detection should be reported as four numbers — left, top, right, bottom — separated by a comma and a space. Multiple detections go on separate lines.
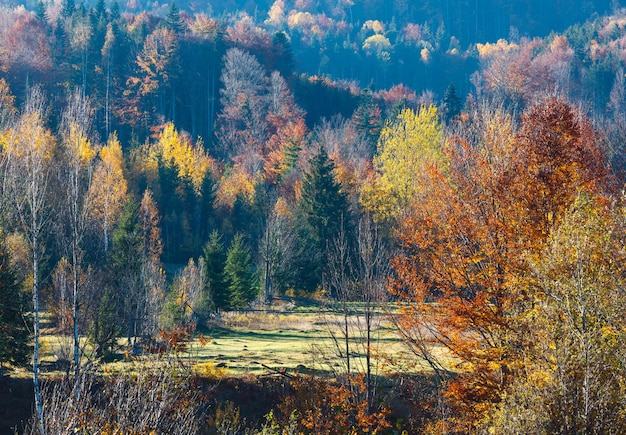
33, 241, 45, 435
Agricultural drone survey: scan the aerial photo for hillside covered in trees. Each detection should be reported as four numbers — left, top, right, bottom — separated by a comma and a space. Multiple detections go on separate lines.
2, 0, 626, 433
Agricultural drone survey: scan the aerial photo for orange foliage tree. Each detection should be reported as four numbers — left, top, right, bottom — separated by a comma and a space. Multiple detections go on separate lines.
389, 97, 612, 430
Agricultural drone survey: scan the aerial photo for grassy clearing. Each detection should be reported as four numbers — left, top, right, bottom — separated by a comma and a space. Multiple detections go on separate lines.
25, 299, 453, 379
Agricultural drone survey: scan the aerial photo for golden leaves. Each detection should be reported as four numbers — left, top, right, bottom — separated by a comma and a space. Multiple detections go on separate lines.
155, 122, 215, 192
87, 132, 128, 243
360, 106, 444, 221
390, 100, 613, 428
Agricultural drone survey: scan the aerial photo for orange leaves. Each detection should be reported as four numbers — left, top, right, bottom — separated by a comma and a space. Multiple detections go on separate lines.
391, 99, 612, 428
512, 97, 612, 241
135, 27, 179, 95
263, 118, 307, 184
215, 164, 257, 208
277, 374, 391, 434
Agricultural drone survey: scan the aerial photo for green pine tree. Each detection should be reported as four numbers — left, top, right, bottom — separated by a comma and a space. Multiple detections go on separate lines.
61, 0, 75, 18
0, 239, 29, 368
165, 1, 185, 34
36, 0, 47, 22
272, 32, 295, 78
202, 231, 227, 311
293, 146, 352, 292
107, 199, 142, 346
110, 0, 121, 21
224, 234, 257, 309
442, 82, 462, 122
91, 286, 122, 358
0, 241, 30, 367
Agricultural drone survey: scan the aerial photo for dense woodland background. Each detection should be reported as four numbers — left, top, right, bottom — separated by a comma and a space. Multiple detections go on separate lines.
2, 0, 626, 433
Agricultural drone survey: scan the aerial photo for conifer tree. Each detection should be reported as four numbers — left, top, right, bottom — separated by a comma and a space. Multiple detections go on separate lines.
0, 238, 29, 369
108, 199, 141, 329
224, 234, 257, 309
36, 0, 47, 23
294, 146, 351, 292
165, 1, 185, 35
442, 82, 462, 121
202, 231, 227, 311
61, 0, 75, 19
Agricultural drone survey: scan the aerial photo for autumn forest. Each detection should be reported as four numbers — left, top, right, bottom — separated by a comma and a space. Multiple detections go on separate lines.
2, 0, 626, 433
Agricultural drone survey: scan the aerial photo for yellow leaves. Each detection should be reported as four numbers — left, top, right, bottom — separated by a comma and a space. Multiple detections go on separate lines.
156, 122, 215, 192
215, 164, 257, 208
274, 196, 292, 218
99, 132, 124, 169
362, 19, 385, 34
1, 110, 55, 161
287, 11, 314, 29
360, 106, 444, 221
87, 132, 128, 250
362, 34, 392, 55
527, 368, 553, 388
67, 122, 97, 165
476, 38, 519, 59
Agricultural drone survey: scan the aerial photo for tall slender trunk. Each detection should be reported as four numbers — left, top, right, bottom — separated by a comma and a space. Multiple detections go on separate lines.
104, 198, 110, 254
105, 57, 110, 139
365, 297, 372, 415
343, 298, 350, 375
263, 219, 271, 303
71, 164, 81, 377
32, 199, 45, 435
72, 244, 79, 376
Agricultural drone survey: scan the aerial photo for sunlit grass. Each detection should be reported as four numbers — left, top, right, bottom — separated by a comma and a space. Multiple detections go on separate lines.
28, 301, 455, 379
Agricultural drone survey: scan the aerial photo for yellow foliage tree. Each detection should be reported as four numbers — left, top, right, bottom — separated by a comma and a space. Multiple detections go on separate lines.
360, 106, 444, 221
362, 34, 392, 55
87, 132, 128, 253
156, 122, 214, 192
0, 86, 55, 432
485, 194, 626, 434
215, 163, 257, 208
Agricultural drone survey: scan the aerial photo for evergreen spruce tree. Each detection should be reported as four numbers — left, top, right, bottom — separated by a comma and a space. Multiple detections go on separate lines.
110, 0, 121, 21
165, 1, 185, 35
202, 231, 227, 311
224, 234, 257, 309
61, 0, 75, 18
107, 200, 142, 346
91, 286, 121, 358
442, 82, 462, 122
353, 93, 382, 147
0, 240, 29, 368
272, 32, 295, 78
36, 0, 48, 23
293, 146, 352, 292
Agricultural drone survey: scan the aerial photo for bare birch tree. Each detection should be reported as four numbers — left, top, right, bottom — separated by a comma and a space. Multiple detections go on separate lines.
1, 85, 55, 434
59, 89, 99, 376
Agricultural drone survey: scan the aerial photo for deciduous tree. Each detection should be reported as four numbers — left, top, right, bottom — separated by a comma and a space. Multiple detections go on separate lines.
1, 85, 55, 434
360, 106, 443, 222
391, 98, 612, 429
58, 89, 99, 375
485, 194, 626, 434
87, 132, 128, 255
